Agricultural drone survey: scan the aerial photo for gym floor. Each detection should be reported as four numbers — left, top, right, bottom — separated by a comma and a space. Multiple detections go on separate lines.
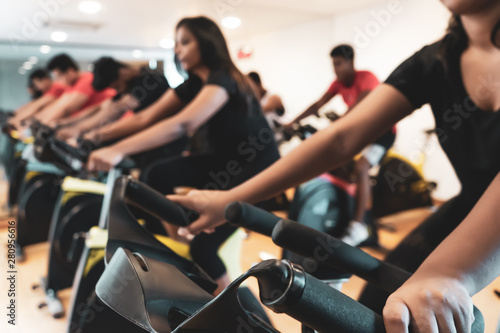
0, 172, 499, 332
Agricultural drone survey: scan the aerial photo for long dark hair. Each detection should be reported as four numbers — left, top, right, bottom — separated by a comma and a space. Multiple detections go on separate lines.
440, 15, 500, 71
175, 16, 254, 97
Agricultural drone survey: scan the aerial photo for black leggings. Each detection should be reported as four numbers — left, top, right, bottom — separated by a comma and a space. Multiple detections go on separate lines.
140, 153, 269, 279
358, 195, 477, 313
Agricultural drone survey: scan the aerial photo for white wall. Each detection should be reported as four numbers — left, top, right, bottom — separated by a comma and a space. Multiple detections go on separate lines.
231, 0, 460, 200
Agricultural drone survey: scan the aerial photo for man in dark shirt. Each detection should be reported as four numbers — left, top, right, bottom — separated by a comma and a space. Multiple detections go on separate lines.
57, 57, 170, 141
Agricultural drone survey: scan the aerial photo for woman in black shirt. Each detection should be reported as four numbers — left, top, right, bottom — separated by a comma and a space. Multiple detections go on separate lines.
87, 17, 280, 294
169, 1, 500, 331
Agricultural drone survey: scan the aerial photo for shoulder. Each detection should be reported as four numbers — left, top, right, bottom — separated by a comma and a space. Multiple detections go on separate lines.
79, 72, 94, 83
207, 69, 238, 94
357, 70, 377, 79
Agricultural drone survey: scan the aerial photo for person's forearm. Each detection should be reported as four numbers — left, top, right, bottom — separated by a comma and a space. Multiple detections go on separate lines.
413, 172, 500, 295
35, 103, 67, 123
15, 96, 53, 123
110, 116, 185, 156
74, 105, 124, 134
289, 102, 320, 125
91, 112, 148, 143
57, 105, 100, 127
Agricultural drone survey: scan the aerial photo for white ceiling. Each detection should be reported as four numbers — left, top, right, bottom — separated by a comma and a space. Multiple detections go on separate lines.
0, 0, 388, 59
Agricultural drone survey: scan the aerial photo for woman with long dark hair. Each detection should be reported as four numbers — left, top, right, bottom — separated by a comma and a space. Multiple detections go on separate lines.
169, 1, 500, 330
87, 16, 280, 294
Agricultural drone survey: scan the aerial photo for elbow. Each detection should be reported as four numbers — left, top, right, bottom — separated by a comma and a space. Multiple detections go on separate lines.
329, 126, 359, 162
182, 121, 199, 138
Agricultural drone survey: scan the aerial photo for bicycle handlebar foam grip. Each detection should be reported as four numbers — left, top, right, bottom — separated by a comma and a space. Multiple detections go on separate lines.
224, 201, 281, 237
254, 260, 385, 333
286, 270, 385, 333
272, 219, 411, 292
272, 221, 486, 333
125, 178, 199, 227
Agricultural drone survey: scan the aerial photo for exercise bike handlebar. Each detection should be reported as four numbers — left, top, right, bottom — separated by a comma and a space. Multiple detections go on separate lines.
255, 260, 386, 333
224, 201, 281, 236
273, 220, 411, 293
224, 202, 484, 332
119, 176, 199, 227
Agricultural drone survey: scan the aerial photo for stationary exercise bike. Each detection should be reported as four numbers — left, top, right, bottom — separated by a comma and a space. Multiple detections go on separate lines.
66, 176, 271, 333
92, 201, 485, 333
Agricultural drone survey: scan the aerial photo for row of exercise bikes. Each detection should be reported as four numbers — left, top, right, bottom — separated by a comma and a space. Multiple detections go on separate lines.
0, 111, 484, 333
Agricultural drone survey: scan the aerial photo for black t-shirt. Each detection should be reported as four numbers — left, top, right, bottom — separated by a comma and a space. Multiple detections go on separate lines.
174, 69, 280, 169
127, 68, 170, 112
385, 40, 500, 201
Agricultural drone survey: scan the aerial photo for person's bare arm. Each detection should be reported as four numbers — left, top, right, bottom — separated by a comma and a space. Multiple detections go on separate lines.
57, 95, 138, 140
10, 95, 58, 127
169, 84, 413, 234
287, 90, 335, 125
87, 86, 228, 171
54, 103, 101, 128
84, 89, 184, 144
261, 94, 284, 114
34, 92, 89, 123
384, 171, 500, 333
346, 90, 371, 112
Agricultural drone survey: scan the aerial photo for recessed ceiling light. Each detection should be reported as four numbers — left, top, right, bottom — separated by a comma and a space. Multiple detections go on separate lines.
51, 31, 68, 42
221, 16, 241, 29
28, 56, 39, 64
23, 62, 33, 70
18, 68, 26, 75
40, 45, 51, 54
159, 38, 175, 49
132, 50, 143, 58
79, 1, 102, 14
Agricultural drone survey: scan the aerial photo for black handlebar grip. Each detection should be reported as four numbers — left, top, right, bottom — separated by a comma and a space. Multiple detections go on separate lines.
259, 261, 385, 333
289, 273, 385, 333
272, 220, 411, 292
224, 201, 281, 237
126, 179, 199, 227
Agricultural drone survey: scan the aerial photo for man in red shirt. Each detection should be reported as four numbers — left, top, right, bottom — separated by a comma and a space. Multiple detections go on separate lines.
34, 54, 115, 124
9, 69, 67, 129
288, 44, 396, 246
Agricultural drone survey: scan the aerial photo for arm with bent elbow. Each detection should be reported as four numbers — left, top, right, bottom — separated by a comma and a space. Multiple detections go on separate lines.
34, 92, 89, 123
10, 94, 58, 128
58, 95, 139, 140
86, 85, 229, 171
83, 89, 184, 144
168, 84, 414, 234
383, 171, 500, 333
286, 90, 335, 126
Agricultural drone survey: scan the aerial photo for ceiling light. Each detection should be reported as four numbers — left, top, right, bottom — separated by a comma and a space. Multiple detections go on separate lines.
132, 50, 143, 58
28, 56, 39, 64
159, 38, 175, 49
40, 45, 51, 54
23, 62, 33, 70
221, 16, 241, 29
18, 68, 26, 75
51, 31, 68, 42
79, 1, 102, 14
